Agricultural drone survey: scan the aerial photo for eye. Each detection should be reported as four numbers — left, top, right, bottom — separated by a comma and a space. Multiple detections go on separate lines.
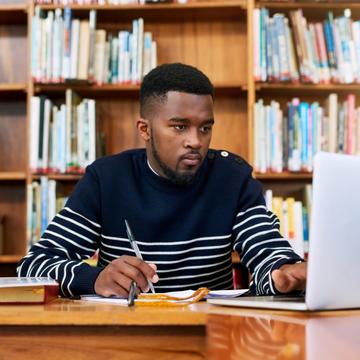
173, 124, 186, 131
200, 125, 213, 133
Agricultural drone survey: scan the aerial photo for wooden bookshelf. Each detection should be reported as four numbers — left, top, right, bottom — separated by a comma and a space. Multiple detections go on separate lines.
34, 81, 245, 96
0, 255, 22, 264
255, 172, 313, 181
0, 84, 27, 92
31, 174, 83, 181
0, 3, 28, 24
256, 83, 360, 93
39, 0, 247, 11
0, 172, 27, 181
36, 1, 247, 22
1, 0, 358, 275
0, 1, 28, 273
38, 0, 247, 12
257, 1, 360, 10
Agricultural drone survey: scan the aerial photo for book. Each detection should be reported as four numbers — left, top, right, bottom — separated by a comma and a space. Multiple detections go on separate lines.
0, 277, 59, 304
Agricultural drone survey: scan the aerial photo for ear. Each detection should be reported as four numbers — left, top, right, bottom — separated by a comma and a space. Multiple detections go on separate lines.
136, 118, 151, 141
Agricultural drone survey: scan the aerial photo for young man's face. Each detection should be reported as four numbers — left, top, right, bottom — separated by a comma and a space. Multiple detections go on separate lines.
140, 91, 214, 185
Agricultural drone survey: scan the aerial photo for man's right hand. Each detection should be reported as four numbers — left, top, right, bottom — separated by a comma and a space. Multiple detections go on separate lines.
94, 256, 159, 297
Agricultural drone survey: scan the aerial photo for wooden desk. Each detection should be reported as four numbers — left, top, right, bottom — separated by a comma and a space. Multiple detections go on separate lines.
207, 307, 360, 360
0, 299, 208, 359
0, 300, 360, 359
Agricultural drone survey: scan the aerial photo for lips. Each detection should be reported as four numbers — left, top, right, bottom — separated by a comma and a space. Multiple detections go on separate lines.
181, 153, 202, 167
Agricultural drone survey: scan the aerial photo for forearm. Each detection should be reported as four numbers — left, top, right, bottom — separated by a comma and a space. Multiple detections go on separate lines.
233, 205, 303, 295
17, 206, 102, 296
17, 247, 103, 296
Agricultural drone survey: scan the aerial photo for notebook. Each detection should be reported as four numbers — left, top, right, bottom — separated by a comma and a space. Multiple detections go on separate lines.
208, 152, 360, 311
80, 288, 249, 306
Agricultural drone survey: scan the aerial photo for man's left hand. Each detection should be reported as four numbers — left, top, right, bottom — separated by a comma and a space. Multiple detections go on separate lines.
271, 262, 307, 293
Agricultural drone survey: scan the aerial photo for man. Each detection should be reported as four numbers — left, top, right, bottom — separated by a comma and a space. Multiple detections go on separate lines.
17, 63, 306, 297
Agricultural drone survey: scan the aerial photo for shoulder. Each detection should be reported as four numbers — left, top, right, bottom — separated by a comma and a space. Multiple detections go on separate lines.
88, 149, 145, 172
207, 149, 253, 177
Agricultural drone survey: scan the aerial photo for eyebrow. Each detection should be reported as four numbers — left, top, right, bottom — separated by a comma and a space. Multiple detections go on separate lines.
168, 117, 215, 125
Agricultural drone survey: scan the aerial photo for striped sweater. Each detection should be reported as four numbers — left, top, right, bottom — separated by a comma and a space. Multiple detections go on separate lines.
17, 149, 302, 297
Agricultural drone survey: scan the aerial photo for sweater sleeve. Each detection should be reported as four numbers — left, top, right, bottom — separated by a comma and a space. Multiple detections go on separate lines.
17, 165, 103, 297
232, 170, 303, 295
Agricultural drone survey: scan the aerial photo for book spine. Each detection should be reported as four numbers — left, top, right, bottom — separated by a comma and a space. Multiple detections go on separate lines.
88, 10, 97, 81
62, 7, 72, 81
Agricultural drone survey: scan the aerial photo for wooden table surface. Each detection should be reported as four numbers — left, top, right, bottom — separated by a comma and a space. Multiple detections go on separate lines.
0, 299, 359, 359
0, 299, 209, 326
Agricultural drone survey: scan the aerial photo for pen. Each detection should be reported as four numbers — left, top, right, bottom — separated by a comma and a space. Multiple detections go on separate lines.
127, 281, 137, 306
125, 219, 156, 294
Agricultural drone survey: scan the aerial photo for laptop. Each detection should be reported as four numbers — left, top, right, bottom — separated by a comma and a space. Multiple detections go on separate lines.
208, 152, 360, 311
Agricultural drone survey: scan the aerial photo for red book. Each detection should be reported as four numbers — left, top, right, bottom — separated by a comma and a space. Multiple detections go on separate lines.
0, 277, 59, 304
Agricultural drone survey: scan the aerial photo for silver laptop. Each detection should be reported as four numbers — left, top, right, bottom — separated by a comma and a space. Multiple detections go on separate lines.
208, 152, 360, 311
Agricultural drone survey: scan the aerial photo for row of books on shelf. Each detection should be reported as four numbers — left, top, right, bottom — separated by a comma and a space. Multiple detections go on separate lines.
32, 7, 157, 84
27, 177, 68, 249
264, 186, 313, 259
254, 93, 360, 173
253, 9, 360, 84
34, 0, 187, 5
29, 90, 101, 174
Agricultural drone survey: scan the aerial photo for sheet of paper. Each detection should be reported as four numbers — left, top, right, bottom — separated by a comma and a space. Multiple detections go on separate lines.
80, 288, 250, 305
80, 295, 128, 305
205, 289, 249, 298
80, 295, 198, 305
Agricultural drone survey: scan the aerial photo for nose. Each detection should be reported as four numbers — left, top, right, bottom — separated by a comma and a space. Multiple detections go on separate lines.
184, 128, 201, 149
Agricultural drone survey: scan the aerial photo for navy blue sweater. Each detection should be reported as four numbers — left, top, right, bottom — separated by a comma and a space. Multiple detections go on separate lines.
17, 149, 302, 296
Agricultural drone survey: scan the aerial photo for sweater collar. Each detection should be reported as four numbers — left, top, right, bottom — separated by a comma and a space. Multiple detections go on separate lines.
147, 159, 160, 176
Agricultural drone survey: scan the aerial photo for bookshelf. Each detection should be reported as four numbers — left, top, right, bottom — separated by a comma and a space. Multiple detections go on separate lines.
0, 0, 29, 272
0, 0, 358, 275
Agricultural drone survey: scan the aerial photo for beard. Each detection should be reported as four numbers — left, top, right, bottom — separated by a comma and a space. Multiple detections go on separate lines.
150, 132, 199, 186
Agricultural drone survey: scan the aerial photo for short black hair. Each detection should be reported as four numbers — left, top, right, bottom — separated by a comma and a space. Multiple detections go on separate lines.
140, 63, 214, 118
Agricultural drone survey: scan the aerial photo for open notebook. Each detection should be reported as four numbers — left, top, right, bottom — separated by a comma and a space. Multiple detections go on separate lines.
80, 288, 249, 306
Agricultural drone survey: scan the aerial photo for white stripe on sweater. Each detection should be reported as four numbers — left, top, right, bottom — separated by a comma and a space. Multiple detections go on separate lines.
63, 207, 101, 228
25, 253, 46, 277
235, 220, 280, 241
246, 247, 294, 269
235, 229, 280, 252
232, 213, 277, 230
66, 262, 83, 297
50, 222, 97, 245
158, 262, 233, 281
156, 257, 230, 273
154, 269, 232, 289
101, 233, 232, 246
236, 205, 267, 218
43, 230, 95, 253
56, 213, 101, 236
